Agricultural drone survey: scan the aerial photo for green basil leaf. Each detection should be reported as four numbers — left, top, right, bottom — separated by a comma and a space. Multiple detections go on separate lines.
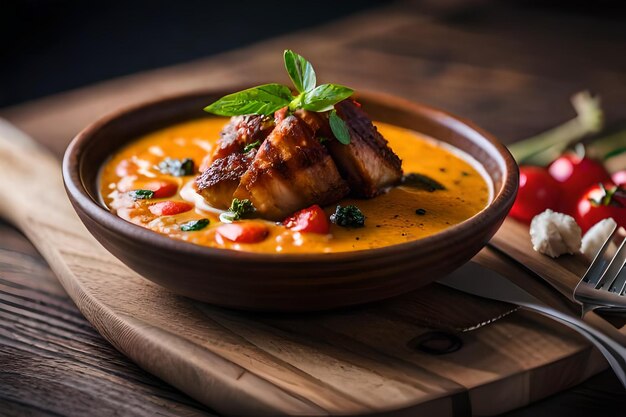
129, 189, 154, 200
300, 84, 354, 112
329, 110, 351, 145
180, 218, 210, 231
219, 198, 256, 223
204, 84, 293, 116
284, 50, 316, 93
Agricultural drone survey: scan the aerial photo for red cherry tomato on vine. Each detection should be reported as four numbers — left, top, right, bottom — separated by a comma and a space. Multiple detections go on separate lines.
575, 183, 626, 233
548, 154, 611, 197
283, 205, 330, 234
612, 170, 626, 186
509, 166, 560, 224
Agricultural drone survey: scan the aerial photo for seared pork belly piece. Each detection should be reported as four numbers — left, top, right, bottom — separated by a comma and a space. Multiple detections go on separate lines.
275, 108, 331, 137
327, 100, 403, 197
205, 114, 274, 167
234, 115, 349, 221
195, 150, 257, 209
294, 109, 333, 138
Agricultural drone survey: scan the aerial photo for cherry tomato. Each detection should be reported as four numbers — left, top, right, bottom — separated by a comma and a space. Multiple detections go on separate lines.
149, 201, 193, 216
612, 170, 626, 186
142, 180, 179, 198
509, 166, 560, 224
283, 205, 330, 234
119, 179, 178, 198
575, 183, 626, 233
215, 222, 269, 244
548, 154, 611, 197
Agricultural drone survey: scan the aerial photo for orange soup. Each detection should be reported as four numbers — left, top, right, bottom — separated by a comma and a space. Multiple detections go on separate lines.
99, 118, 490, 253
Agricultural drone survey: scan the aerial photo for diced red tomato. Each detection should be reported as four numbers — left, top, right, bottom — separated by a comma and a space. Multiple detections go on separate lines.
149, 201, 193, 216
142, 180, 179, 198
509, 166, 560, 223
215, 222, 269, 244
121, 179, 178, 198
283, 205, 330, 234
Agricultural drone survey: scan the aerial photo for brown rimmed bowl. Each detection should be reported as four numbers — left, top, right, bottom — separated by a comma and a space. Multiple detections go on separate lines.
63, 89, 518, 311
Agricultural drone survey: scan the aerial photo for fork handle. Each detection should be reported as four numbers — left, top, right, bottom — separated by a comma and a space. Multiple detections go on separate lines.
522, 302, 626, 388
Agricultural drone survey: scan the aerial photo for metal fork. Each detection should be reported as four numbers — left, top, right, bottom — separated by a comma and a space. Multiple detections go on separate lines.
575, 224, 626, 315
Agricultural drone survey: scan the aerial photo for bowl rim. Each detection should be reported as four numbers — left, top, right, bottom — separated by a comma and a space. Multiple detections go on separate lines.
62, 88, 518, 263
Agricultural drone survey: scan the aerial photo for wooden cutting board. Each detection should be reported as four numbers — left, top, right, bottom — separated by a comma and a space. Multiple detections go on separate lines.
0, 121, 610, 416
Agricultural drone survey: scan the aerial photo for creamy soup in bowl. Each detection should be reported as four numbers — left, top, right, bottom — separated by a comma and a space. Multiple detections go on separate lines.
63, 87, 517, 311
99, 118, 491, 254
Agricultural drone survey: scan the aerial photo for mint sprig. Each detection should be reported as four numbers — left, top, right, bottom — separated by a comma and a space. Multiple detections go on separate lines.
204, 50, 353, 144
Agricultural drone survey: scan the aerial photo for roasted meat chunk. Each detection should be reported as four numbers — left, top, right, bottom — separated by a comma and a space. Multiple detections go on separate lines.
234, 115, 349, 221
294, 109, 333, 138
327, 100, 403, 197
203, 114, 274, 168
195, 150, 256, 209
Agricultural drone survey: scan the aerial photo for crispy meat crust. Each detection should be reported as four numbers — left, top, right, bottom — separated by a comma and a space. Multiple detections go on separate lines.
293, 109, 333, 138
209, 114, 274, 163
234, 115, 349, 221
195, 150, 257, 209
327, 100, 403, 197
195, 100, 403, 217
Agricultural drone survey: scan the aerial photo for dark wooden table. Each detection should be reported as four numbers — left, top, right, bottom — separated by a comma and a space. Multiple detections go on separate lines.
1, 1, 625, 415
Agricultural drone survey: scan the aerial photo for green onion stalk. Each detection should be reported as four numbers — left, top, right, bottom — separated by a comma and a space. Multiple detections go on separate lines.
508, 91, 604, 166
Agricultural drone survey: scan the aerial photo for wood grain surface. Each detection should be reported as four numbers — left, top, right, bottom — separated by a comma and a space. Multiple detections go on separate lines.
1, 1, 626, 415
0, 123, 613, 415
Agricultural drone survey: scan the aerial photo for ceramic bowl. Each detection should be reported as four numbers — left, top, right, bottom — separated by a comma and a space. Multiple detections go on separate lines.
63, 89, 518, 311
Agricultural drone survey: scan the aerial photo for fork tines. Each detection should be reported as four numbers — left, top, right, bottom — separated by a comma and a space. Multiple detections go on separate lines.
582, 223, 626, 295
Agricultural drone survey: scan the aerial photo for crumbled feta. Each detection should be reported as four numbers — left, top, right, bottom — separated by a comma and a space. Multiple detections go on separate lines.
581, 218, 617, 259
530, 209, 581, 258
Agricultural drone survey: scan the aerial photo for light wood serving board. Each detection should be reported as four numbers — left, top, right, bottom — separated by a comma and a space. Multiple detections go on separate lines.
0, 121, 611, 416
